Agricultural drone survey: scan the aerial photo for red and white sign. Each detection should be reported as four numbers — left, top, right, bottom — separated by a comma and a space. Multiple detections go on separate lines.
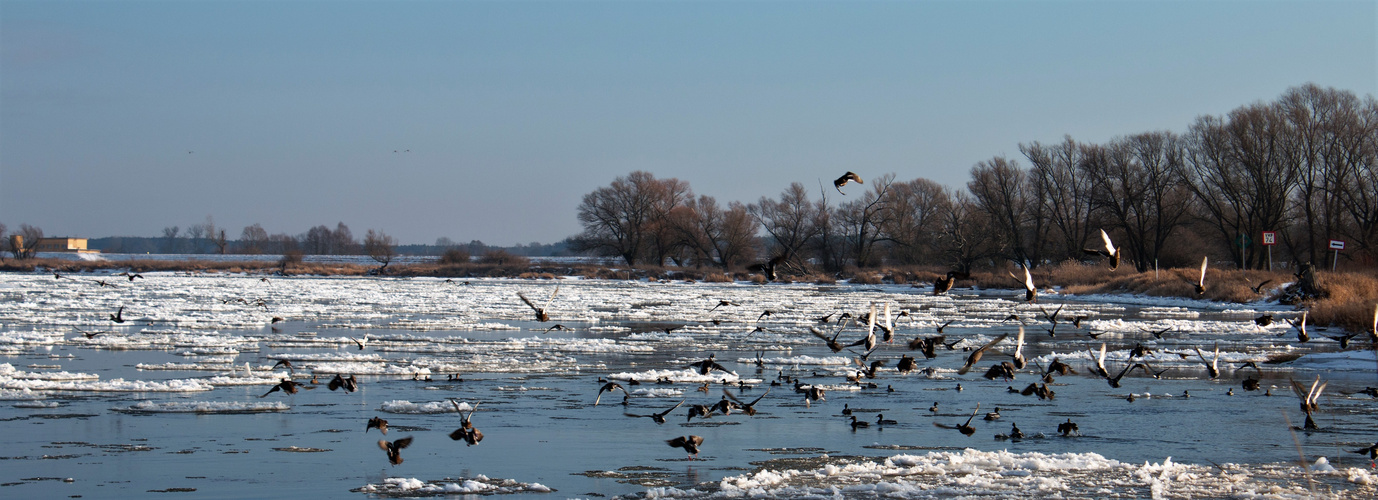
1261, 231, 1276, 246
1329, 240, 1345, 250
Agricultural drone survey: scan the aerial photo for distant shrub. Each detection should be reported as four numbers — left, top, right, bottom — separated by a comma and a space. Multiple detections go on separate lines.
439, 248, 471, 265
702, 273, 732, 283
278, 250, 304, 268
851, 273, 883, 285
479, 250, 529, 267
811, 274, 837, 285
748, 274, 767, 284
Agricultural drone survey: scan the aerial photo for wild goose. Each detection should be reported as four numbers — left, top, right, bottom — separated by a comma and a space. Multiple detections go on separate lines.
1290, 375, 1327, 430
1009, 264, 1037, 303
448, 400, 483, 445
810, 324, 848, 353
723, 388, 770, 416
624, 399, 685, 424
1194, 344, 1222, 379
1057, 418, 1079, 437
933, 403, 980, 436
845, 304, 879, 351
260, 378, 312, 398
833, 171, 863, 194
377, 436, 413, 465
667, 435, 704, 459
1083, 229, 1121, 270
1254, 314, 1275, 327
708, 300, 739, 312
957, 334, 1008, 375
1289, 311, 1309, 343
348, 334, 369, 351
688, 354, 732, 376
933, 272, 957, 295
366, 416, 388, 435
110, 306, 126, 324
896, 355, 918, 374
327, 374, 358, 392
1193, 257, 1208, 295
1011, 325, 1028, 369
517, 285, 559, 322
747, 254, 786, 281
909, 335, 944, 359
594, 382, 627, 406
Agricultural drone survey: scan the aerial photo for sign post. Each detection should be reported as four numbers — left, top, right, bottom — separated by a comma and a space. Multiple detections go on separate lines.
1329, 239, 1345, 270
1261, 231, 1276, 270
1235, 233, 1252, 271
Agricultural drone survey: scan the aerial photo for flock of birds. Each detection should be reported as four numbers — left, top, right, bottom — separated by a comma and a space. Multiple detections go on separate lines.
39, 220, 1378, 469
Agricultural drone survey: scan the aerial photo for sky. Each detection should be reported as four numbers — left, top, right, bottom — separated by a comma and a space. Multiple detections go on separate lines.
2, 1, 1374, 247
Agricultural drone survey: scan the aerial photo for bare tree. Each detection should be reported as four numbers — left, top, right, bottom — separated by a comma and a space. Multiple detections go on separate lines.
364, 229, 397, 272
936, 190, 1003, 274
161, 226, 182, 253
573, 171, 690, 266
748, 182, 823, 267
1337, 96, 1378, 263
10, 224, 43, 259
668, 195, 758, 270
1024, 137, 1098, 262
883, 177, 950, 265
240, 224, 269, 254
304, 225, 333, 255
967, 156, 1035, 265
1082, 132, 1193, 272
836, 173, 896, 268
333, 222, 359, 254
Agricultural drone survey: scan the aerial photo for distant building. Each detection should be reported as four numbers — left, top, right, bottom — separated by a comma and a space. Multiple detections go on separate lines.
34, 237, 100, 254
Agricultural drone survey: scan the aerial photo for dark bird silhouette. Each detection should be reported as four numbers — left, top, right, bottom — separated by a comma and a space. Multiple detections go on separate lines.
543, 324, 568, 334
1087, 343, 1111, 379
72, 327, 101, 339
118, 272, 145, 282
1249, 279, 1274, 294
110, 306, 126, 323
957, 333, 1008, 375
845, 304, 880, 351
595, 381, 627, 406
1141, 326, 1172, 340
1083, 229, 1121, 270
328, 374, 358, 392
833, 171, 863, 194
1289, 311, 1309, 343
1057, 418, 1079, 437
747, 253, 787, 281
367, 416, 388, 434
93, 279, 117, 288
983, 362, 1016, 381
933, 272, 956, 295
625, 399, 685, 424
271, 359, 295, 374
1290, 375, 1327, 430
1194, 344, 1221, 379
909, 335, 943, 359
1350, 442, 1378, 462
270, 316, 284, 324
933, 403, 980, 436
378, 436, 413, 465
1010, 264, 1037, 303
1254, 314, 1275, 327
260, 378, 312, 397
517, 285, 559, 322
708, 300, 739, 312
876, 414, 897, 426
1071, 315, 1088, 328
810, 325, 848, 353
447, 400, 483, 445
688, 353, 732, 376
54, 272, 63, 279
1011, 325, 1028, 369
667, 435, 704, 459
935, 319, 956, 333
896, 355, 918, 374
724, 388, 770, 416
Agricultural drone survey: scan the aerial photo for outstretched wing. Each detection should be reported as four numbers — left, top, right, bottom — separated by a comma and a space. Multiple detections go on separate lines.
518, 292, 540, 312
1198, 257, 1209, 285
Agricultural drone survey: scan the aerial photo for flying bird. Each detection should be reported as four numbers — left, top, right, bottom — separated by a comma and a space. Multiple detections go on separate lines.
624, 399, 685, 424
260, 378, 312, 397
367, 416, 388, 434
667, 435, 704, 459
378, 436, 413, 465
956, 333, 1008, 375
1193, 257, 1208, 295
933, 272, 956, 295
1290, 375, 1327, 430
1289, 311, 1309, 343
110, 306, 126, 324
349, 334, 369, 351
517, 285, 560, 322
1057, 418, 1080, 437
1009, 264, 1037, 303
833, 171, 863, 194
748, 253, 787, 281
328, 374, 358, 392
708, 300, 739, 312
688, 354, 732, 376
1083, 229, 1122, 270
448, 400, 483, 445
933, 403, 980, 436
1194, 344, 1221, 379
810, 325, 847, 353
594, 381, 627, 406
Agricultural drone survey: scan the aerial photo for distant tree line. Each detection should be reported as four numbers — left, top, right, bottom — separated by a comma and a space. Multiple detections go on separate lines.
572, 84, 1378, 273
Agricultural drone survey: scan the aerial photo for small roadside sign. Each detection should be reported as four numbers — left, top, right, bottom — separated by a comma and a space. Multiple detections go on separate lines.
1329, 240, 1345, 250
1261, 231, 1276, 246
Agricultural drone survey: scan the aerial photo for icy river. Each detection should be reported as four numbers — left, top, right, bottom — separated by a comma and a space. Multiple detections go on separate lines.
0, 271, 1374, 498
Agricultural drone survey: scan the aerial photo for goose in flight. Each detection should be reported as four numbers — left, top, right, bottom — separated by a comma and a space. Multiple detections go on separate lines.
1194, 344, 1221, 379
1290, 375, 1327, 430
1009, 264, 1037, 303
933, 272, 956, 295
1289, 311, 1309, 343
594, 382, 627, 406
517, 285, 560, 322
845, 304, 879, 351
1193, 257, 1208, 295
448, 400, 483, 445
260, 378, 312, 397
349, 334, 369, 350
933, 403, 980, 436
1083, 229, 1121, 270
810, 324, 848, 353
688, 354, 732, 376
833, 171, 863, 194
956, 333, 1008, 375
378, 436, 413, 465
366, 416, 388, 434
667, 435, 704, 459
624, 399, 685, 424
110, 306, 126, 324
328, 374, 358, 392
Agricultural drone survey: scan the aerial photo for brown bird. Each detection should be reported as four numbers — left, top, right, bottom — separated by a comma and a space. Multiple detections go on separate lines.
1083, 229, 1121, 270
517, 285, 559, 322
260, 378, 312, 398
328, 374, 358, 392
543, 324, 568, 334
1289, 311, 1309, 343
1057, 418, 1079, 436
624, 399, 685, 424
957, 333, 1008, 375
810, 325, 848, 353
933, 272, 956, 295
378, 436, 413, 465
1015, 264, 1037, 303
708, 300, 739, 312
933, 403, 980, 436
667, 435, 704, 459
447, 400, 483, 445
594, 381, 627, 406
1194, 344, 1221, 379
367, 416, 388, 434
747, 253, 787, 281
909, 335, 943, 359
1290, 375, 1327, 430
1193, 257, 1208, 295
896, 355, 918, 374
833, 171, 863, 194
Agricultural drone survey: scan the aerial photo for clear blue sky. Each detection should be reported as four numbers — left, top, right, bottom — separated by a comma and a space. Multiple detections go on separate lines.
2, 1, 1374, 246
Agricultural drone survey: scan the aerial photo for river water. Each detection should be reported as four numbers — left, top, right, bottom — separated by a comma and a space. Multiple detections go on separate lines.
0, 272, 1374, 498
